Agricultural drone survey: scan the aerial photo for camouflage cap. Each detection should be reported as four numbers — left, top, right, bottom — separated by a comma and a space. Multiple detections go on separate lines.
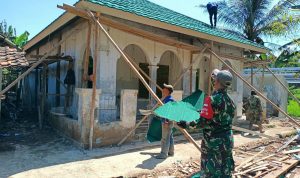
216, 70, 233, 87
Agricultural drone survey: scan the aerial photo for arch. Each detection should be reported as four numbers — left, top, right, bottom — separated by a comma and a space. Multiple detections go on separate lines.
121, 42, 151, 64
116, 44, 149, 99
158, 50, 183, 93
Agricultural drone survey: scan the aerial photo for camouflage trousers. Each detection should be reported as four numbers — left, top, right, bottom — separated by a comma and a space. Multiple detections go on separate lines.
200, 131, 234, 178
246, 111, 261, 125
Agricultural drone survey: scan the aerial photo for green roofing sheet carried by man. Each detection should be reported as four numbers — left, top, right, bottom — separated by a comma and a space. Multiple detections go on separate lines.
178, 70, 236, 178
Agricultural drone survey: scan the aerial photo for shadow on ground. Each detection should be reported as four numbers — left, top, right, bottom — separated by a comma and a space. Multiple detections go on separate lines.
136, 152, 164, 169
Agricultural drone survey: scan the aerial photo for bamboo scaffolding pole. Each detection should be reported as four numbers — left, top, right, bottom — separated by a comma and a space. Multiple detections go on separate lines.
0, 28, 82, 97
263, 65, 300, 106
209, 49, 300, 128
117, 46, 208, 146
87, 10, 202, 151
208, 41, 213, 95
89, 14, 99, 150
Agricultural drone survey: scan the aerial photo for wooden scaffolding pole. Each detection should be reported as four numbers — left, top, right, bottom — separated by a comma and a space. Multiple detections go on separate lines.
0, 28, 83, 97
87, 10, 201, 151
208, 41, 213, 96
209, 49, 300, 128
89, 14, 100, 150
263, 65, 300, 106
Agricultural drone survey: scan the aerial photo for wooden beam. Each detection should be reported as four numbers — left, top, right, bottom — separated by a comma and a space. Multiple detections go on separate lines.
0, 27, 83, 97
208, 41, 213, 95
58, 4, 201, 51
264, 159, 300, 178
89, 14, 99, 150
29, 55, 73, 60
210, 49, 300, 128
88, 10, 201, 151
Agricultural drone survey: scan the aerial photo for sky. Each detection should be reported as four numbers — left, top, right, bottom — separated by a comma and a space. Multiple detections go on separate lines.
0, 0, 298, 48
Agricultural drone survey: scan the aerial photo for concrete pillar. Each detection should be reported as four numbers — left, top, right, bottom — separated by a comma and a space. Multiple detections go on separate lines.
76, 88, 101, 146
148, 65, 159, 105
120, 90, 138, 129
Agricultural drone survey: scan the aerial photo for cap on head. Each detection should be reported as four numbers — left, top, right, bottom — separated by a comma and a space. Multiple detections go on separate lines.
211, 69, 220, 80
163, 83, 174, 93
215, 70, 233, 87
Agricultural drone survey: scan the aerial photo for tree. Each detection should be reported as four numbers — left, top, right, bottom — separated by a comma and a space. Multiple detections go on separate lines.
275, 38, 300, 67
0, 20, 29, 48
199, 0, 300, 42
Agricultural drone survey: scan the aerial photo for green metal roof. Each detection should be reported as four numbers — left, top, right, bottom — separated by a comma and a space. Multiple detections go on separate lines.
88, 0, 267, 51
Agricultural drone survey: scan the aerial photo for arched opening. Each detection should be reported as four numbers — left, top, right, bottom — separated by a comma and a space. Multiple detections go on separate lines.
158, 51, 183, 97
116, 44, 149, 99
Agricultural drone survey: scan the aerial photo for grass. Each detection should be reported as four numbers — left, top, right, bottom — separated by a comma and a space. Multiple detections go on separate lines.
287, 100, 300, 117
287, 88, 300, 118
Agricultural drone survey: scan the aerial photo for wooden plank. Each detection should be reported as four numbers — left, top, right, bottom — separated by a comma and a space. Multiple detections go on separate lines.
235, 149, 265, 171
253, 167, 278, 178
283, 149, 300, 154
264, 159, 300, 178
58, 4, 201, 51
277, 135, 299, 153
89, 14, 99, 150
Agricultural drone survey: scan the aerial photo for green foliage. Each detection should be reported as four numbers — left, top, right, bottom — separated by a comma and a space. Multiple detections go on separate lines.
14, 31, 30, 48
288, 100, 300, 117
287, 87, 300, 117
0, 20, 29, 48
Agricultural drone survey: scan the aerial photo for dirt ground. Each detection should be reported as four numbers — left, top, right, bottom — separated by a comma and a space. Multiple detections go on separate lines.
1, 117, 298, 178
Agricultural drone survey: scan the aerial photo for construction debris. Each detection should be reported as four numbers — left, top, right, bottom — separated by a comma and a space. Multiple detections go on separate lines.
137, 133, 300, 178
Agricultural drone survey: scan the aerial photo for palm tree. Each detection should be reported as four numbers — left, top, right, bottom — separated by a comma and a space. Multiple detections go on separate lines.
200, 0, 300, 42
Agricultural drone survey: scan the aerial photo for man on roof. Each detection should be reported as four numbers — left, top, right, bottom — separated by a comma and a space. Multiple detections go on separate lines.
207, 2, 218, 28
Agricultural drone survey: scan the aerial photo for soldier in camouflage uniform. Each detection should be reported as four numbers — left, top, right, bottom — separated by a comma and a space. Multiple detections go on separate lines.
178, 70, 236, 178
245, 91, 263, 133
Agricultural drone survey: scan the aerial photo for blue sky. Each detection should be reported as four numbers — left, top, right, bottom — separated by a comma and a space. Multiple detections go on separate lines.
0, 0, 297, 47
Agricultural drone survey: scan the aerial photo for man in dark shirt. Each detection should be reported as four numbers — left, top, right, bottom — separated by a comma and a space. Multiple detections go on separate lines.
207, 2, 218, 27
